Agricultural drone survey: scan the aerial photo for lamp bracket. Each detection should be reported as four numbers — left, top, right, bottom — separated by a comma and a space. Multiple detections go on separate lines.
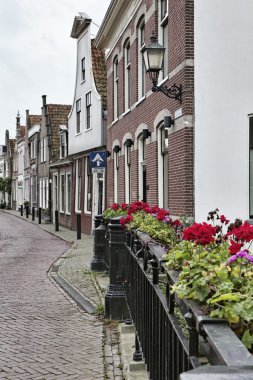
152, 82, 182, 103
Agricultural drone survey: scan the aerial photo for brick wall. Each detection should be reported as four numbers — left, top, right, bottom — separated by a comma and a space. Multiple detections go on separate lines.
105, 0, 194, 216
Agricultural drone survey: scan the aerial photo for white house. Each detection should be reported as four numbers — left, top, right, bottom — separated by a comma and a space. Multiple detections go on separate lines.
68, 13, 107, 234
194, 0, 253, 222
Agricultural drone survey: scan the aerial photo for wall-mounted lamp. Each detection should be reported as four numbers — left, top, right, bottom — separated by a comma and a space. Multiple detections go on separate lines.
142, 129, 151, 139
164, 116, 174, 129
113, 145, 121, 153
106, 151, 111, 157
143, 33, 182, 103
125, 139, 134, 148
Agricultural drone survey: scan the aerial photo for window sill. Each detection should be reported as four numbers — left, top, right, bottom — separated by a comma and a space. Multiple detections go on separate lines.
112, 118, 119, 126
135, 96, 146, 107
84, 128, 92, 133
75, 132, 82, 137
65, 212, 71, 216
81, 79, 86, 85
84, 211, 92, 215
157, 75, 169, 87
122, 108, 131, 117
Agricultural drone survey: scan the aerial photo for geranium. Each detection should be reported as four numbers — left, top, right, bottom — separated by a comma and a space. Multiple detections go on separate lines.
228, 250, 253, 265
183, 222, 217, 245
121, 203, 129, 211
226, 221, 253, 243
111, 203, 120, 211
220, 214, 230, 225
228, 240, 244, 255
120, 214, 134, 227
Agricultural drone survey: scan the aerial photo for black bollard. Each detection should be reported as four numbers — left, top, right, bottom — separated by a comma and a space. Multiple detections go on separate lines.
20, 205, 23, 216
77, 213, 81, 240
55, 210, 59, 232
91, 216, 107, 271
104, 217, 130, 321
32, 207, 35, 221
25, 205, 29, 218
38, 207, 41, 224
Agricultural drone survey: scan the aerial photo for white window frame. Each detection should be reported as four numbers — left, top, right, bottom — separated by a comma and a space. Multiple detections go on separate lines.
46, 177, 49, 209
60, 133, 67, 159
42, 178, 46, 209
39, 178, 42, 208
113, 56, 119, 121
84, 158, 92, 214
75, 159, 82, 213
60, 173, 65, 213
81, 57, 85, 81
138, 17, 145, 100
138, 136, 146, 201
124, 144, 131, 204
76, 99, 81, 134
86, 92, 92, 130
66, 172, 71, 215
158, 0, 168, 81
124, 39, 131, 112
114, 151, 119, 203
158, 125, 169, 209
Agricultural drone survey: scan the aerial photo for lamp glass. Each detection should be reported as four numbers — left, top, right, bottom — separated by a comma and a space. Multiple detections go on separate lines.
143, 37, 165, 72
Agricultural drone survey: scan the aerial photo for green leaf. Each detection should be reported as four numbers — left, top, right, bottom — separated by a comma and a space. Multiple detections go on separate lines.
210, 293, 240, 304
242, 330, 253, 349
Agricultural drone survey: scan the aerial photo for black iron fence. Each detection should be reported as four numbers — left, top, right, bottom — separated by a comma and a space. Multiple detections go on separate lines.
91, 217, 253, 379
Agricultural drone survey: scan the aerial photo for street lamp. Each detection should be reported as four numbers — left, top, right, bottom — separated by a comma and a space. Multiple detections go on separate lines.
143, 33, 182, 102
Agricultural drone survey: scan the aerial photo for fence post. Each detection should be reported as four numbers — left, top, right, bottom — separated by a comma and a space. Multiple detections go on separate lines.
20, 205, 23, 217
91, 215, 107, 271
25, 205, 29, 218
77, 213, 81, 239
55, 210, 59, 232
104, 217, 130, 321
32, 207, 35, 221
38, 207, 41, 224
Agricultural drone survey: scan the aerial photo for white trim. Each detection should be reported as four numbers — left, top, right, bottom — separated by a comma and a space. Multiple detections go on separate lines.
66, 172, 71, 215
28, 125, 40, 138
75, 159, 82, 213
113, 151, 118, 203
84, 158, 92, 214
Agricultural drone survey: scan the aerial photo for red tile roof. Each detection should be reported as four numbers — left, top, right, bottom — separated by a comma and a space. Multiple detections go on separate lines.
91, 39, 107, 109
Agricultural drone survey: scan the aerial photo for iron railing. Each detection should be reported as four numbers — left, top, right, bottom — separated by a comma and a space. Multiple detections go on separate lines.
125, 229, 253, 380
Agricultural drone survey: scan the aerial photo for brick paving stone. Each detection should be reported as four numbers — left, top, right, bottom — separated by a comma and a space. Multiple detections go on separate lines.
0, 211, 105, 379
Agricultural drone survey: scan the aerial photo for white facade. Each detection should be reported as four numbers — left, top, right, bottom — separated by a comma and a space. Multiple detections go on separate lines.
68, 17, 104, 155
17, 140, 25, 208
194, 0, 253, 222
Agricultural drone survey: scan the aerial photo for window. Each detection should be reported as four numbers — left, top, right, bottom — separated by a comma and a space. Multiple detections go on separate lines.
76, 159, 82, 211
54, 174, 58, 211
158, 0, 168, 80
42, 178, 46, 209
86, 92, 92, 130
30, 138, 36, 159
32, 175, 37, 203
66, 173, 71, 214
158, 125, 168, 209
113, 149, 120, 202
40, 137, 47, 163
124, 39, 131, 111
113, 56, 119, 120
39, 178, 42, 207
138, 136, 147, 202
250, 117, 253, 217
138, 17, 145, 100
76, 99, 81, 134
60, 174, 65, 212
81, 57, 85, 81
85, 157, 92, 213
124, 143, 131, 203
60, 133, 67, 159
46, 177, 49, 209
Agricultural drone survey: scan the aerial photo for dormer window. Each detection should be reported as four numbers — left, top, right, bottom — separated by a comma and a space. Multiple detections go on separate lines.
81, 57, 85, 81
60, 125, 68, 159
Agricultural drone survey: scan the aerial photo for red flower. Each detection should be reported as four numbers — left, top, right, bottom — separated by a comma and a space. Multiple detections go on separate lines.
121, 203, 128, 211
227, 222, 253, 243
183, 222, 217, 245
111, 203, 120, 211
120, 214, 134, 227
171, 219, 182, 227
220, 214, 230, 225
228, 240, 244, 255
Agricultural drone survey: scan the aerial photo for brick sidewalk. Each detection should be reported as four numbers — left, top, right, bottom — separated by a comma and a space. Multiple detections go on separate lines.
1, 209, 124, 380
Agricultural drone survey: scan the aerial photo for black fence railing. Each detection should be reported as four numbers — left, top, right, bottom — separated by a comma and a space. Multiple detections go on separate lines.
91, 217, 253, 379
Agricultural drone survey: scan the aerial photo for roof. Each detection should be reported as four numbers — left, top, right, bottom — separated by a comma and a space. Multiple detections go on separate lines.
91, 40, 107, 109
70, 13, 91, 39
20, 126, 26, 138
9, 139, 16, 155
28, 115, 41, 129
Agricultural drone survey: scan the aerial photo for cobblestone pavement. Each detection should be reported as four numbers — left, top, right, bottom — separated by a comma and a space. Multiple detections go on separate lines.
0, 211, 105, 379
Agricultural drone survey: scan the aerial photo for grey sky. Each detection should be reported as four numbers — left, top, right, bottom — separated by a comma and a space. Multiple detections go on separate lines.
0, 0, 111, 144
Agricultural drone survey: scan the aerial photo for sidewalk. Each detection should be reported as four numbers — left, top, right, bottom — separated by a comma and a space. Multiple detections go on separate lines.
2, 209, 124, 380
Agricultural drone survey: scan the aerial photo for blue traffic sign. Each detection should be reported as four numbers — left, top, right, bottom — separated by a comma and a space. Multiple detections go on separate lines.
89, 151, 107, 168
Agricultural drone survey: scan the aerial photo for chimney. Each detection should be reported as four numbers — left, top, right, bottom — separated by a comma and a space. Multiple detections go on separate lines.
42, 95, 47, 107
16, 111, 21, 138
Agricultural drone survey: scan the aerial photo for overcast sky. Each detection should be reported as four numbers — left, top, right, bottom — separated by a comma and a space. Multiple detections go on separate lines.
0, 0, 111, 144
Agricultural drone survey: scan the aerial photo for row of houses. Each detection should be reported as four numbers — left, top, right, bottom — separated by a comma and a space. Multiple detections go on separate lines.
1, 0, 253, 234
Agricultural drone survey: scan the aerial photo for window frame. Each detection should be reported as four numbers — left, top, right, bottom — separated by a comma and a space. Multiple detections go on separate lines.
124, 143, 131, 204
113, 151, 119, 203
124, 39, 131, 112
60, 173, 65, 213
86, 92, 92, 130
137, 17, 145, 100
113, 56, 119, 121
138, 136, 147, 202
84, 157, 92, 214
76, 99, 81, 134
66, 172, 71, 215
158, 0, 168, 81
81, 57, 85, 81
158, 124, 169, 209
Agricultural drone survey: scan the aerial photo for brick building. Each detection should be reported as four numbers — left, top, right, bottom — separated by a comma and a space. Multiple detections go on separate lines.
96, 0, 194, 216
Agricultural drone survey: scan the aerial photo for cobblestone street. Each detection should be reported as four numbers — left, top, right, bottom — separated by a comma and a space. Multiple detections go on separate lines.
0, 211, 105, 379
